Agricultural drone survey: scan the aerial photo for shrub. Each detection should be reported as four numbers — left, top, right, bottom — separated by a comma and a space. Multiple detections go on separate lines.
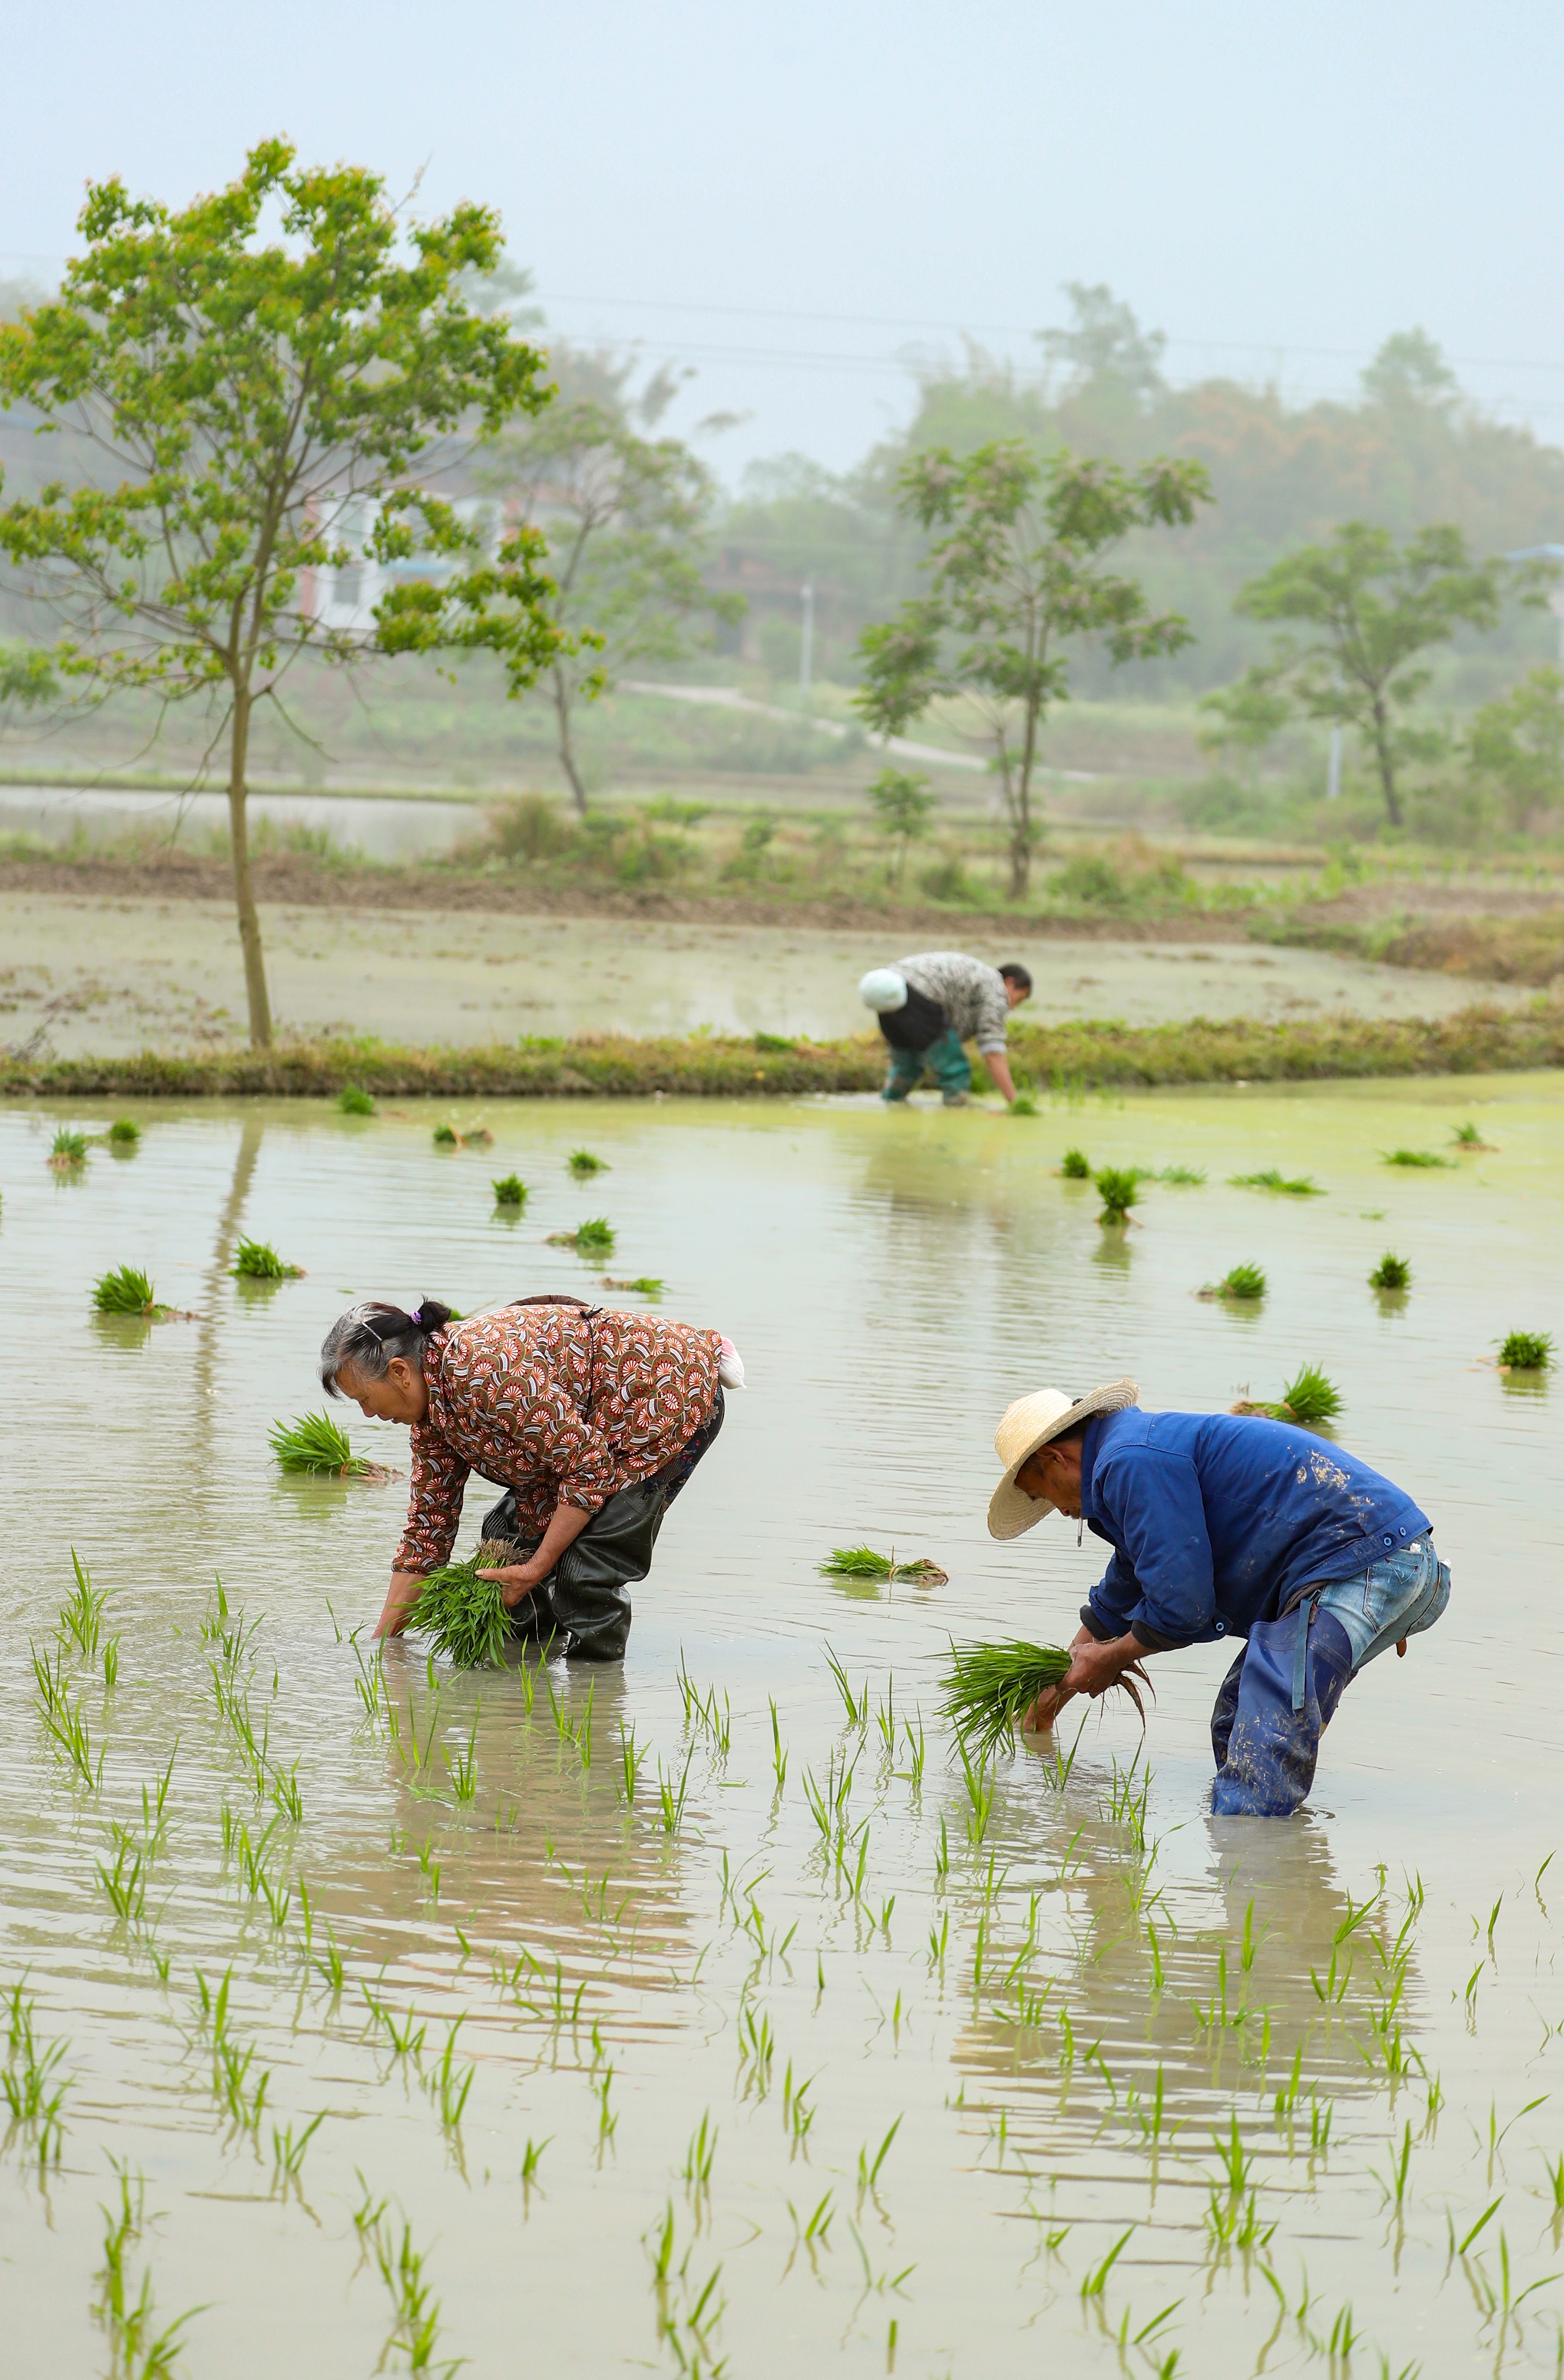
1060, 1146, 1091, 1178
1093, 1165, 1139, 1225
338, 1085, 376, 1116
1497, 1330, 1553, 1371
487, 791, 577, 865
1369, 1251, 1412, 1291
93, 1264, 157, 1315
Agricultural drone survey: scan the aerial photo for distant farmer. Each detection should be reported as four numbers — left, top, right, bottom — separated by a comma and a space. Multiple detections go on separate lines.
858, 950, 1032, 1106
319, 1292, 742, 1661
987, 1380, 1450, 1816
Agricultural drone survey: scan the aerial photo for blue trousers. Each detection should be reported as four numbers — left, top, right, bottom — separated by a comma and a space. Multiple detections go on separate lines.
882, 1027, 972, 1102
1209, 1542, 1450, 1816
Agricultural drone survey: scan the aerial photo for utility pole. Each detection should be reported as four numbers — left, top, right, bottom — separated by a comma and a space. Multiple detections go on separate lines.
799, 581, 814, 699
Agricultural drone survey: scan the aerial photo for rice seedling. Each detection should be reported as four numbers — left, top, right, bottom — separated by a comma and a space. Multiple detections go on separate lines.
1497, 1330, 1553, 1371
521, 2136, 551, 2183
940, 1638, 1149, 1760
267, 1410, 386, 1479
1382, 1145, 1453, 1169
1010, 1090, 1040, 1116
425, 2021, 475, 2130
93, 1263, 161, 1317
230, 1237, 303, 1281
568, 1148, 610, 1176
857, 2115, 902, 2193
2, 1981, 70, 2163
337, 1083, 376, 1115
601, 1274, 664, 1296
31, 1641, 102, 1787
1094, 1164, 1139, 1225
1159, 1163, 1207, 1185
402, 1539, 517, 1669
368, 2208, 451, 2375
545, 1215, 616, 1254
1235, 1362, 1344, 1426
1060, 1147, 1091, 1178
1453, 1120, 1495, 1149
107, 1117, 141, 1148
491, 1174, 527, 1205
444, 1717, 480, 1803
817, 1545, 948, 1586
49, 1126, 88, 1168
270, 2111, 326, 2187
1199, 1261, 1267, 1301
1229, 1167, 1323, 1195
432, 1122, 460, 1145
1369, 1251, 1412, 1291
58, 1549, 109, 1661
93, 2165, 203, 2377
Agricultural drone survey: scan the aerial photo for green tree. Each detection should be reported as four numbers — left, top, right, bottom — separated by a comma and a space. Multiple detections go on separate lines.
1465, 666, 1564, 829
476, 354, 742, 813
0, 640, 56, 724
1195, 663, 1291, 775
867, 765, 936, 888
1232, 523, 1530, 828
0, 140, 560, 1046
854, 441, 1210, 897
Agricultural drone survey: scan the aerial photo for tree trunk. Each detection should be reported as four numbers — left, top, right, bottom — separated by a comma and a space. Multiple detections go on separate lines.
226, 682, 274, 1048
553, 670, 588, 817
1371, 696, 1404, 828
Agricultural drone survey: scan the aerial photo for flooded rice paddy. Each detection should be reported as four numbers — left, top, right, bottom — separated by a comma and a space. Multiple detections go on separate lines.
3, 1076, 1562, 2377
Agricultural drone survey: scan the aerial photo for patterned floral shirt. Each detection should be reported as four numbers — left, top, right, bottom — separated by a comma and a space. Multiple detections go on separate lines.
394, 1305, 722, 1574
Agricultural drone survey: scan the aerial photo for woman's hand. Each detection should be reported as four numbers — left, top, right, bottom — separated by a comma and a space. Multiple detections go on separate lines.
374, 1572, 428, 1641
477, 1557, 552, 1611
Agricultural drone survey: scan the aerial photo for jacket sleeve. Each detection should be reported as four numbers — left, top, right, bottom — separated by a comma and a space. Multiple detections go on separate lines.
974, 968, 1010, 1055
1089, 1447, 1216, 1648
394, 1425, 471, 1573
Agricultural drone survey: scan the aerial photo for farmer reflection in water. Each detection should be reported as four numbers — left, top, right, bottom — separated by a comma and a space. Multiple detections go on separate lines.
987, 1380, 1450, 1816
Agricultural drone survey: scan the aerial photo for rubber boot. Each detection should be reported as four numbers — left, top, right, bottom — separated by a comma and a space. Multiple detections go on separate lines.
1209, 1605, 1355, 1817
482, 1479, 669, 1663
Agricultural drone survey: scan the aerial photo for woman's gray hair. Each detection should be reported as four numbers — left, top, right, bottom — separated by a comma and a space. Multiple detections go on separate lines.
319, 1298, 454, 1396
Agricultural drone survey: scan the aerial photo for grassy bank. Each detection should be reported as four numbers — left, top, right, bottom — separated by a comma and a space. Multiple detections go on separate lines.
3, 1002, 1559, 1102
1256, 904, 1564, 987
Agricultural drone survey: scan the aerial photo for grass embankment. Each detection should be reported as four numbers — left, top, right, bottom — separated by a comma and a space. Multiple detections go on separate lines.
1261, 906, 1564, 987
2, 1003, 1560, 1102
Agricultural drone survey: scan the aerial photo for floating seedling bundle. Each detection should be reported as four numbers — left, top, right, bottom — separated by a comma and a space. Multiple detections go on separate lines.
107, 1118, 141, 1149
548, 1217, 616, 1255
231, 1238, 303, 1281
1093, 1166, 1139, 1226
268, 1411, 392, 1479
1232, 1361, 1344, 1427
1382, 1147, 1453, 1169
49, 1128, 88, 1170
91, 1264, 184, 1321
1229, 1168, 1322, 1196
338, 1084, 376, 1116
1497, 1330, 1553, 1372
1060, 1147, 1091, 1178
492, 1175, 527, 1207
405, 1539, 525, 1668
601, 1274, 664, 1297
1199, 1261, 1267, 1301
567, 1149, 609, 1178
941, 1638, 1149, 1760
1369, 1251, 1412, 1291
818, 1545, 948, 1587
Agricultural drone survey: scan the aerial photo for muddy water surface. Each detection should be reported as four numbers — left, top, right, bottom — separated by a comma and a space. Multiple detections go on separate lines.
2, 1078, 1562, 2377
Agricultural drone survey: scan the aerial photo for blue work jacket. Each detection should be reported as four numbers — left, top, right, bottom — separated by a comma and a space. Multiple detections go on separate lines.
1076, 1407, 1430, 1651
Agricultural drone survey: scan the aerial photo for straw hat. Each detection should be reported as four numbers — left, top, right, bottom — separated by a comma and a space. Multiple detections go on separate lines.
987, 1379, 1139, 1539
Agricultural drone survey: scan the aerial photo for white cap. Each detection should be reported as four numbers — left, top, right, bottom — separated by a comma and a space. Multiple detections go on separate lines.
858, 967, 908, 1013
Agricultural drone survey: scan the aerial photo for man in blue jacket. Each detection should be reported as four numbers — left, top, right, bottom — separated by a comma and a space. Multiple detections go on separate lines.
987, 1379, 1450, 1816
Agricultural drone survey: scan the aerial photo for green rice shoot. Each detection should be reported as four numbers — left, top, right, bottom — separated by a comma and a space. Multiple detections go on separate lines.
338, 1084, 376, 1116
1211, 1261, 1267, 1300
231, 1238, 302, 1281
1497, 1329, 1553, 1371
1452, 1121, 1493, 1149
1229, 1168, 1323, 1195
1159, 1163, 1208, 1185
1009, 1091, 1040, 1116
603, 1274, 664, 1296
50, 1128, 88, 1166
405, 1538, 523, 1668
568, 1149, 609, 1177
818, 1545, 948, 1586
1369, 1251, 1412, 1291
1382, 1148, 1453, 1169
107, 1118, 141, 1147
548, 1216, 615, 1254
941, 1638, 1148, 1761
1060, 1147, 1091, 1178
492, 1175, 527, 1205
93, 1264, 158, 1316
432, 1122, 460, 1146
1093, 1165, 1139, 1225
1277, 1362, 1343, 1426
268, 1410, 382, 1477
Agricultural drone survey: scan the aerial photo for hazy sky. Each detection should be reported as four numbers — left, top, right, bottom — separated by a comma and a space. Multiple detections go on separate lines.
5, 0, 1564, 482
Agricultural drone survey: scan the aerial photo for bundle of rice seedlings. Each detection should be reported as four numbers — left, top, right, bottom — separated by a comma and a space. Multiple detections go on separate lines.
432, 1122, 461, 1146
1452, 1121, 1494, 1150
1010, 1091, 1040, 1117
93, 1264, 160, 1317
338, 1085, 376, 1116
1235, 1362, 1343, 1426
568, 1149, 609, 1178
818, 1545, 948, 1586
268, 1410, 387, 1478
49, 1128, 88, 1169
492, 1175, 527, 1206
1159, 1163, 1207, 1185
602, 1274, 663, 1296
1060, 1147, 1091, 1178
941, 1638, 1148, 1760
231, 1238, 303, 1281
107, 1118, 141, 1148
1369, 1251, 1412, 1291
1093, 1165, 1139, 1226
1199, 1261, 1267, 1301
405, 1539, 523, 1668
1497, 1330, 1553, 1372
547, 1216, 615, 1254
464, 1126, 494, 1146
1228, 1168, 1322, 1195
1381, 1148, 1453, 1169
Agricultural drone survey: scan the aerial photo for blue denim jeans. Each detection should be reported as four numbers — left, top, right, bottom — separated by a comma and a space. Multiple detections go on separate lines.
1211, 1541, 1450, 1816
882, 1026, 973, 1103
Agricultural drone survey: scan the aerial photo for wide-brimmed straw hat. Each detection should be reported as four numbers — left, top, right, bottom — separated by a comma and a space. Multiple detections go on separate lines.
986, 1378, 1139, 1539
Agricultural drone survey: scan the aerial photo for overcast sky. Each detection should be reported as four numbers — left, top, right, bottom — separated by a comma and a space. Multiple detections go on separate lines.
5, 0, 1564, 483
